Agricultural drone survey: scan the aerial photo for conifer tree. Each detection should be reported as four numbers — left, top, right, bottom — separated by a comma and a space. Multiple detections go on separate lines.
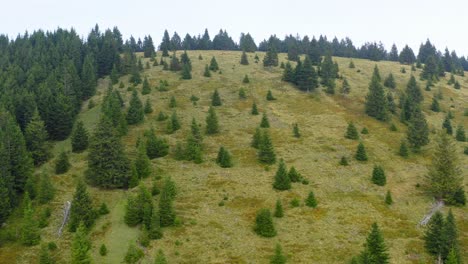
288, 166, 301, 182
282, 62, 295, 83
157, 111, 168, 121
341, 78, 351, 94
442, 115, 453, 135
321, 54, 337, 92
445, 248, 459, 264
385, 190, 393, 205
124, 185, 152, 226
169, 52, 181, 71
144, 98, 153, 114
181, 63, 192, 80
128, 165, 139, 189
81, 55, 97, 99
185, 134, 203, 163
25, 111, 51, 166
154, 249, 167, 264
251, 102, 259, 115
55, 151, 71, 174
169, 95, 177, 108
69, 180, 95, 232
211, 89, 222, 106
292, 123, 300, 138
339, 156, 349, 166
148, 208, 163, 240
99, 244, 108, 256
86, 117, 131, 188
71, 121, 89, 153
386, 92, 396, 114
455, 125, 465, 142
270, 244, 287, 264
135, 142, 152, 179
206, 107, 219, 135
295, 56, 319, 92
358, 223, 389, 264
345, 122, 359, 140
355, 142, 368, 161
160, 30, 170, 57
39, 243, 54, 264
406, 107, 429, 152
37, 173, 55, 204
126, 90, 144, 125
159, 179, 176, 227
242, 74, 250, 84
142, 77, 151, 95
273, 159, 291, 190
371, 165, 386, 186
399, 140, 409, 158
443, 210, 461, 262
260, 112, 271, 128
21, 193, 40, 246
425, 132, 463, 203
258, 130, 276, 164
424, 211, 445, 261
167, 111, 181, 134
240, 50, 249, 65
98, 203, 109, 215
216, 146, 233, 168
263, 44, 279, 67
209, 56, 219, 71
251, 127, 262, 149
421, 55, 439, 82
145, 128, 169, 158
365, 67, 388, 121
430, 97, 440, 112
305, 191, 318, 208
454, 81, 460, 89
239, 88, 247, 99
71, 222, 92, 264
274, 199, 284, 218
349, 60, 355, 68
203, 64, 211, 77
266, 90, 276, 101
254, 209, 276, 237
406, 75, 423, 104
124, 243, 144, 264
383, 73, 396, 89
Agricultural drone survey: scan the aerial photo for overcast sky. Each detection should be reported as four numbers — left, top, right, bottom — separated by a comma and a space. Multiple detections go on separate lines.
2, 0, 468, 56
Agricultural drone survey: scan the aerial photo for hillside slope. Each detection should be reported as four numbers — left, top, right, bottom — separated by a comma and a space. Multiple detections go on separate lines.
1, 51, 466, 264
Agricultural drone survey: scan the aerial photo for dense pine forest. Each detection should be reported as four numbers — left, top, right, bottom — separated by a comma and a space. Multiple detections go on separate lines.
0, 26, 466, 263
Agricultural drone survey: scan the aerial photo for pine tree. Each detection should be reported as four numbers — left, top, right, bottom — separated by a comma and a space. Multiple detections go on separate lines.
260, 113, 270, 128
135, 143, 152, 179
355, 142, 368, 161
274, 199, 284, 218
144, 98, 153, 114
282, 62, 295, 82
25, 111, 51, 166
430, 97, 440, 112
339, 156, 349, 166
365, 67, 388, 121
263, 44, 279, 67
124, 185, 152, 226
167, 111, 181, 134
442, 115, 453, 135
99, 244, 108, 256
371, 165, 386, 186
169, 95, 177, 108
383, 73, 396, 89
406, 75, 423, 104
21, 193, 40, 246
169, 52, 181, 71
387, 92, 396, 114
266, 90, 276, 101
239, 88, 247, 99
341, 78, 351, 94
124, 243, 144, 264
181, 63, 192, 80
71, 222, 92, 264
203, 64, 211, 77
145, 128, 169, 158
425, 132, 463, 202
148, 208, 163, 240
142, 77, 151, 95
424, 211, 445, 260
251, 127, 262, 148
321, 54, 337, 92
305, 191, 318, 208
190, 118, 203, 144
98, 202, 109, 215
251, 102, 259, 115
211, 89, 222, 106
37, 173, 55, 204
240, 50, 249, 65
421, 55, 439, 82
209, 56, 219, 71
254, 209, 276, 237
185, 134, 203, 163
55, 151, 71, 174
206, 107, 219, 135
385, 190, 393, 205
86, 117, 131, 188
69, 181, 95, 232
216, 146, 233, 168
359, 223, 389, 264
443, 210, 460, 262
454, 81, 460, 89
345, 122, 359, 140
154, 249, 167, 264
288, 166, 301, 182
455, 125, 465, 142
270, 244, 287, 264
71, 121, 89, 153
127, 90, 144, 125
258, 130, 276, 164
81, 55, 97, 99
159, 179, 176, 227
399, 140, 409, 158
242, 74, 250, 83
39, 243, 54, 264
292, 123, 300, 138
406, 107, 429, 152
445, 247, 459, 264
295, 56, 319, 92
273, 159, 291, 191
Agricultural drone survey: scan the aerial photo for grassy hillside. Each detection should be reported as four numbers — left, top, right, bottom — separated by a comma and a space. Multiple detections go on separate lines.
0, 51, 466, 264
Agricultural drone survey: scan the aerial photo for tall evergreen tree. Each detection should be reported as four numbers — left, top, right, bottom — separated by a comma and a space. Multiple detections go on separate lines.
295, 56, 319, 92
383, 73, 396, 89
358, 223, 390, 264
365, 67, 388, 121
135, 142, 152, 179
405, 75, 423, 104
260, 113, 270, 128
142, 77, 151, 95
145, 127, 169, 158
240, 50, 249, 65
371, 165, 386, 186
258, 130, 276, 164
425, 132, 463, 203
81, 55, 97, 99
251, 102, 259, 115
455, 125, 466, 142
71, 222, 92, 264
206, 107, 219, 135
211, 89, 222, 106
274, 199, 284, 218
181, 63, 192, 80
209, 56, 219, 71
305, 191, 318, 208
421, 55, 440, 81
273, 159, 291, 191
69, 180, 95, 232
126, 90, 144, 125
320, 54, 337, 91
37, 173, 55, 204
25, 111, 51, 166
282, 62, 295, 83
154, 249, 168, 264
203, 64, 211, 77
86, 117, 131, 188
424, 211, 445, 261
263, 41, 279, 67
430, 97, 440, 112
388, 44, 399, 61
216, 146, 233, 168
251, 127, 262, 149
355, 142, 368, 161
254, 209, 276, 237
160, 30, 170, 57
55, 151, 71, 174
345, 122, 359, 140
270, 244, 287, 264
167, 111, 181, 134
442, 115, 453, 135
71, 121, 89, 153
144, 98, 153, 114
159, 179, 176, 227
406, 107, 429, 152
21, 193, 40, 246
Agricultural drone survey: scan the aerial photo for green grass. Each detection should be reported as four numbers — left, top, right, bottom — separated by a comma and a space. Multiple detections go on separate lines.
1, 50, 467, 264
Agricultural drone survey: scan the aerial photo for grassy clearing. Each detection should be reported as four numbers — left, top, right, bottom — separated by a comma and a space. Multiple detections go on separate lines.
1, 50, 467, 264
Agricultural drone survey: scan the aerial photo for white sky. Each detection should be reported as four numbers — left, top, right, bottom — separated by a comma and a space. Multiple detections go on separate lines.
2, 0, 468, 56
